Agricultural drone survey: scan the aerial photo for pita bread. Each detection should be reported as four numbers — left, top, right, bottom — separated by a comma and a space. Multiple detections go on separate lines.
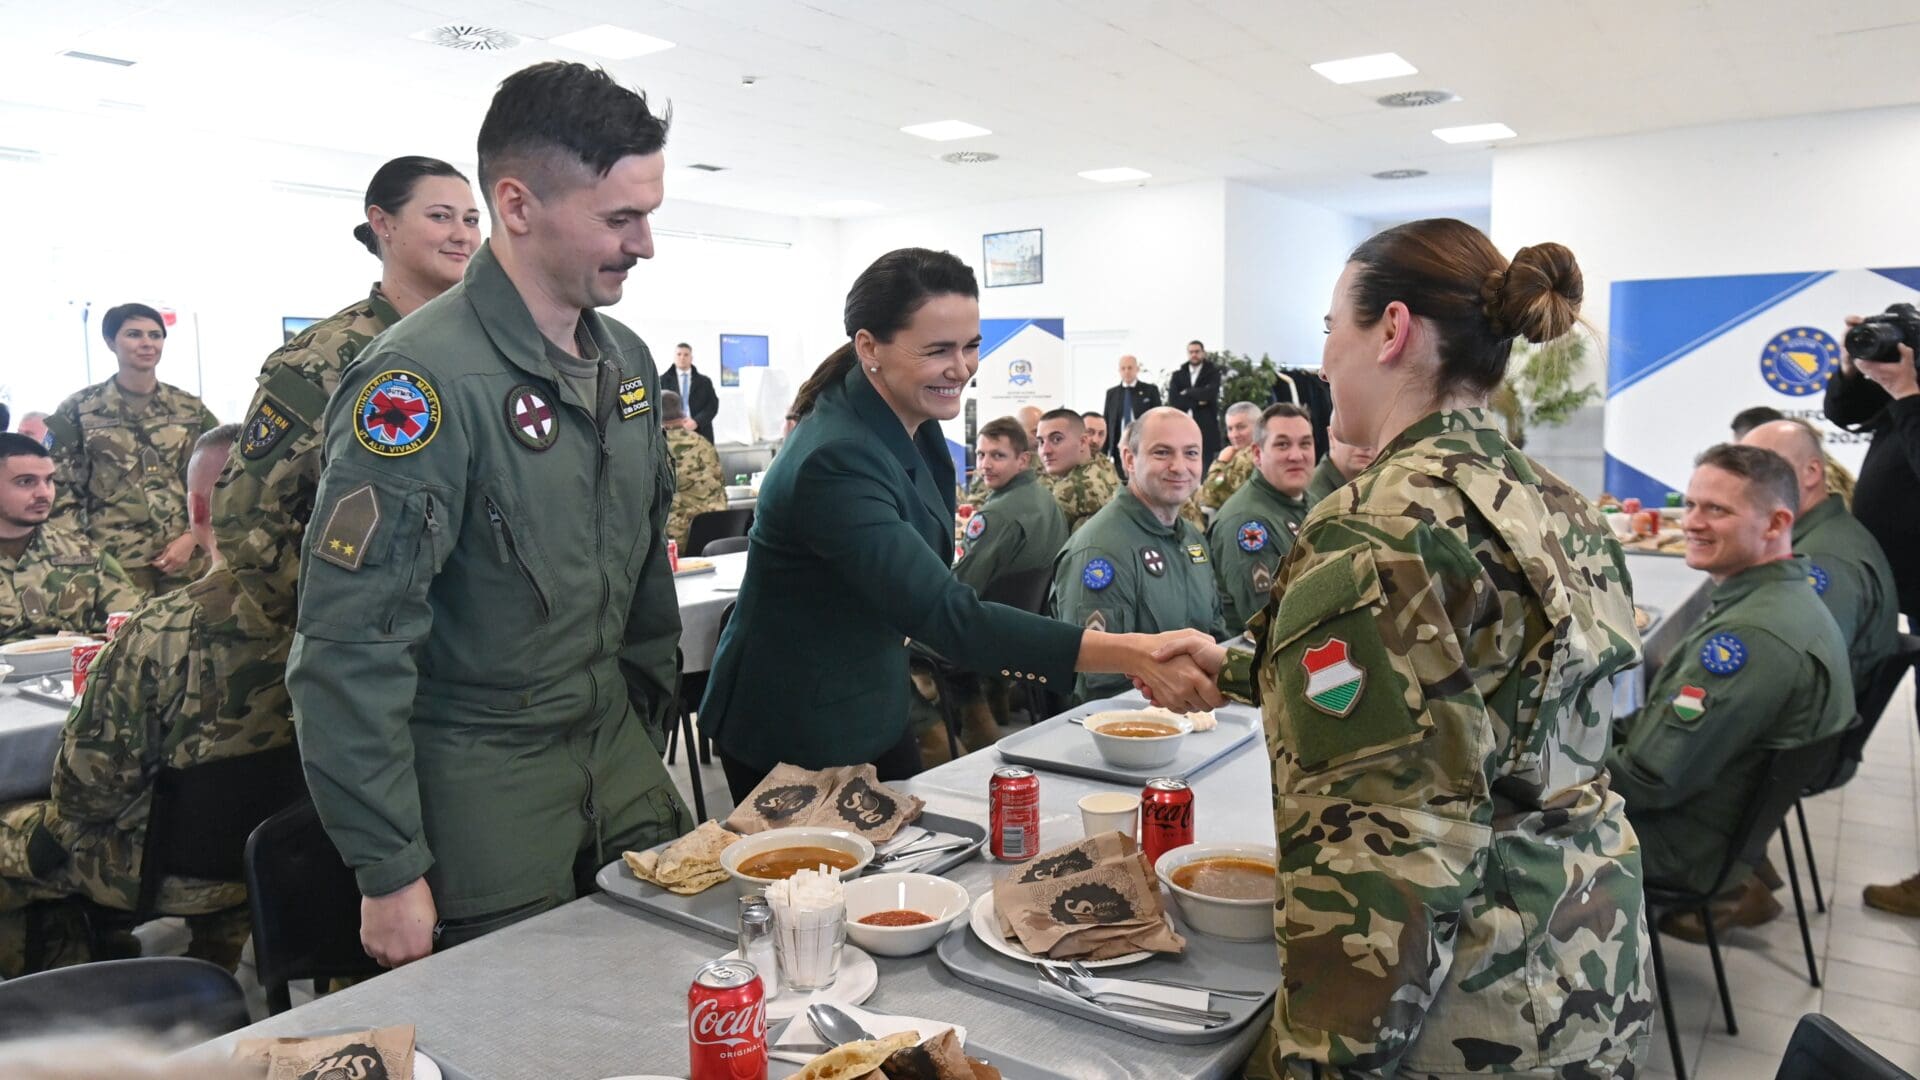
792, 1032, 918, 1080
623, 821, 741, 895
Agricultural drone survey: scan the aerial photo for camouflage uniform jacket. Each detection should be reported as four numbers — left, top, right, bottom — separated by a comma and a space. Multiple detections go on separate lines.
666, 425, 727, 549
1793, 495, 1898, 692
0, 525, 142, 643
212, 285, 401, 626
1205, 471, 1308, 636
954, 468, 1069, 595
5, 567, 290, 914
45, 377, 218, 587
1041, 459, 1117, 533
1198, 447, 1256, 511
1220, 409, 1651, 1077
1608, 557, 1852, 896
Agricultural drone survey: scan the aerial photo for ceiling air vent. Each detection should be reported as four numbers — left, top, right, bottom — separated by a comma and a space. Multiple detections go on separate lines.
1376, 89, 1458, 108
941, 151, 999, 164
687, 163, 727, 172
416, 25, 521, 51
1370, 168, 1428, 180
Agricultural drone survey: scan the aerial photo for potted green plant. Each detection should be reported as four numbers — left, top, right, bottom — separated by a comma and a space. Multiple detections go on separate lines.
1497, 333, 1601, 449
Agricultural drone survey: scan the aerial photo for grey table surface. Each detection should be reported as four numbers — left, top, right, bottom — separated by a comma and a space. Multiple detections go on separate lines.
674, 550, 746, 676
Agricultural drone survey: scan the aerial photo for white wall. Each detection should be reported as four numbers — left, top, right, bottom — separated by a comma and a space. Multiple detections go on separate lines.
1490, 104, 1920, 384
1224, 183, 1372, 372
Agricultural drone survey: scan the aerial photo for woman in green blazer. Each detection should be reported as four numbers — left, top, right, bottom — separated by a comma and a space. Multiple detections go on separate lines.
700, 248, 1214, 799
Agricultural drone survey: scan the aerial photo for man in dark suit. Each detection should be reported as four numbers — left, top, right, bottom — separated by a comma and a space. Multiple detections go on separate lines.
660, 341, 719, 442
1168, 339, 1222, 463
1102, 353, 1161, 482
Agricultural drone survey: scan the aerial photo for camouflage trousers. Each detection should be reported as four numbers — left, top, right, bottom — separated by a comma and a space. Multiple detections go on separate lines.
0, 800, 252, 977
1253, 1032, 1648, 1079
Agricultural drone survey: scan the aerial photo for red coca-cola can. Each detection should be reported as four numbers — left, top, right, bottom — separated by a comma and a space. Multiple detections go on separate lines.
1140, 777, 1195, 869
71, 642, 104, 697
688, 958, 766, 1080
668, 538, 681, 573
104, 611, 132, 640
990, 765, 1040, 861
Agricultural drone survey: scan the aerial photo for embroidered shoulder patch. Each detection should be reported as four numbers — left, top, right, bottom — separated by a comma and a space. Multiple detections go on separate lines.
353, 370, 440, 457
1302, 637, 1365, 716
1140, 547, 1166, 577
1186, 543, 1208, 564
965, 513, 987, 541
1808, 564, 1830, 596
1672, 685, 1708, 722
1237, 520, 1269, 553
1699, 632, 1747, 676
617, 376, 652, 420
505, 385, 559, 451
241, 400, 294, 460
313, 484, 381, 571
1082, 557, 1115, 591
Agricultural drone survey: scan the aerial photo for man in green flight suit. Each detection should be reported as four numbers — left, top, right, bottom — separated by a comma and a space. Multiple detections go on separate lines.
1, 434, 142, 644
1740, 420, 1899, 691
1208, 403, 1315, 635
1037, 408, 1117, 532
1197, 401, 1261, 511
1303, 415, 1375, 509
1052, 407, 1225, 703
46, 303, 220, 596
1609, 444, 1853, 934
287, 62, 691, 969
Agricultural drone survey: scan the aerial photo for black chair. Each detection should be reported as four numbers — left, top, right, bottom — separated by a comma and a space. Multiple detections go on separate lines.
924, 566, 1059, 756
245, 799, 384, 1015
82, 743, 308, 953
1645, 728, 1851, 1080
702, 535, 750, 556
1774, 1012, 1913, 1079
0, 956, 249, 1038
667, 601, 736, 809
687, 509, 753, 557
1783, 634, 1920, 916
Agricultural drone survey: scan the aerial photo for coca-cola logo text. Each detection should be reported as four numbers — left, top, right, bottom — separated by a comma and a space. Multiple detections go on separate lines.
691, 997, 766, 1048
1142, 800, 1192, 831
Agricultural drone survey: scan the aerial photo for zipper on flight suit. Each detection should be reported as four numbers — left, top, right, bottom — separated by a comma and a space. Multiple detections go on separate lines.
484, 496, 551, 620
387, 494, 440, 634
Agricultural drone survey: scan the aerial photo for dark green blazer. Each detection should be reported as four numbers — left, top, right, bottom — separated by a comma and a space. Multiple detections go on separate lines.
701, 365, 1082, 771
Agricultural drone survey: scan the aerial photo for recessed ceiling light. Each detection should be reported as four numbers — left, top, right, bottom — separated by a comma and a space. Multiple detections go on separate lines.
1370, 168, 1428, 180
1433, 122, 1517, 144
1078, 167, 1151, 183
1310, 52, 1416, 85
60, 49, 136, 67
902, 120, 992, 141
818, 199, 883, 215
940, 151, 999, 164
548, 24, 675, 59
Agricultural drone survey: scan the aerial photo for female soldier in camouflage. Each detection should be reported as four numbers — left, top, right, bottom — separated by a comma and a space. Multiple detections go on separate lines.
1165, 220, 1651, 1077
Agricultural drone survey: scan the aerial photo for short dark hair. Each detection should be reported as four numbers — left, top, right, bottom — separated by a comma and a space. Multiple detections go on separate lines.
354, 155, 469, 257
1080, 411, 1104, 423
0, 431, 50, 462
676, 342, 692, 351
1696, 442, 1799, 513
1730, 405, 1787, 438
477, 61, 670, 211
660, 388, 686, 421
1039, 407, 1083, 428
1188, 340, 1205, 351
102, 303, 166, 344
1261, 402, 1311, 426
791, 248, 979, 420
978, 416, 1029, 454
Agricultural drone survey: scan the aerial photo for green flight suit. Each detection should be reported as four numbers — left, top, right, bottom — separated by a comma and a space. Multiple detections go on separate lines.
1051, 487, 1225, 703
1304, 457, 1348, 509
954, 469, 1068, 595
1206, 471, 1309, 636
1609, 557, 1853, 897
286, 242, 689, 929
1793, 496, 1899, 693
702, 366, 1082, 774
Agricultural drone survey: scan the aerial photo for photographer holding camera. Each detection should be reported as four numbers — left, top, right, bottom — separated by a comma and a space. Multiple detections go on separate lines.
1826, 303, 1920, 620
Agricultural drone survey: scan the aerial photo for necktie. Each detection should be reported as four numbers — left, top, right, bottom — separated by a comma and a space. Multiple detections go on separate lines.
681, 371, 691, 403
1122, 386, 1134, 426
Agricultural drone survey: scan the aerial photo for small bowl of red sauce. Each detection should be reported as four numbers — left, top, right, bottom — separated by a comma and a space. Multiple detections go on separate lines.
841, 873, 971, 956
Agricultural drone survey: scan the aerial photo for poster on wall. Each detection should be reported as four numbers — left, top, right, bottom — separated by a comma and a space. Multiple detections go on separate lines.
719, 333, 769, 388
983, 229, 1043, 288
1604, 266, 1920, 502
955, 318, 1066, 481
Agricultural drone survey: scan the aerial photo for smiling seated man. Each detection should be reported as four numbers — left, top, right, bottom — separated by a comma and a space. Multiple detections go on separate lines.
1207, 403, 1316, 636
1037, 408, 1117, 534
1608, 443, 1853, 937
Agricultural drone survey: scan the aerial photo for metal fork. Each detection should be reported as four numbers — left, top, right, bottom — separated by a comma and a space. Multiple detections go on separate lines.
1068, 959, 1266, 1001
1037, 964, 1230, 1025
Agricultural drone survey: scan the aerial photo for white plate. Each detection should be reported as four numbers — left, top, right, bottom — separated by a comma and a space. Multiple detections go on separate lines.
719, 944, 877, 1020
414, 1050, 442, 1080
967, 890, 1151, 969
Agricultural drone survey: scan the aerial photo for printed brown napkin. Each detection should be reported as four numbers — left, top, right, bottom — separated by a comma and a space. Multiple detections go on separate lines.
724, 763, 924, 843
992, 831, 1186, 960
233, 1024, 415, 1080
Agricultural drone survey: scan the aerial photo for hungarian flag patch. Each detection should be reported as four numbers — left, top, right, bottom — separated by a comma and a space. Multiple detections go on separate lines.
1302, 637, 1365, 717
1672, 685, 1707, 722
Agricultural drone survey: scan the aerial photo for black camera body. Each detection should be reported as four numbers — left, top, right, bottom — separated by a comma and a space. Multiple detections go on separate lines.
1845, 302, 1920, 364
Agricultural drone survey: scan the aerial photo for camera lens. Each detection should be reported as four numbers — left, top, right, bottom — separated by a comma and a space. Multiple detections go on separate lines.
1846, 320, 1903, 364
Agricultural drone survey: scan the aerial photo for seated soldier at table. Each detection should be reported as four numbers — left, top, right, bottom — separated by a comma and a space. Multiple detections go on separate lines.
1731, 404, 1856, 509
1037, 408, 1118, 533
1051, 407, 1226, 703
1608, 444, 1853, 936
1739, 419, 1899, 693
1080, 410, 1120, 490
661, 389, 727, 550
0, 425, 289, 977
1207, 403, 1315, 636
1197, 400, 1261, 511
1, 432, 142, 644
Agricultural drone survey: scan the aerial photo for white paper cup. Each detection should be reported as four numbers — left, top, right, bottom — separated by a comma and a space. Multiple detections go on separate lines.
1078, 792, 1141, 839
772, 901, 846, 991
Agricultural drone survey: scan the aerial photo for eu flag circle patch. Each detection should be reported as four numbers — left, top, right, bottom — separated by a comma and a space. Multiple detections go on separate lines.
1699, 632, 1747, 676
1082, 557, 1115, 591
1808, 564, 1830, 596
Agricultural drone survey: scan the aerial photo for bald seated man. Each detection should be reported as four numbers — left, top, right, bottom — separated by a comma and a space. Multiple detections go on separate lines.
1740, 420, 1898, 694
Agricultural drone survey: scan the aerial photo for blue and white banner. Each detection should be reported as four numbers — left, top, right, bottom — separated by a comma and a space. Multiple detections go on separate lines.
948, 317, 1066, 479
1606, 267, 1920, 502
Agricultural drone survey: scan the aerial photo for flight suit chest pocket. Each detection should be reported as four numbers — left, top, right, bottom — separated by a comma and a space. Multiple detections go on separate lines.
1264, 548, 1432, 774
484, 494, 552, 623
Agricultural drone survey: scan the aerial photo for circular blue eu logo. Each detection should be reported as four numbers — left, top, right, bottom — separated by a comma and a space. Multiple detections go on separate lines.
1760, 327, 1840, 397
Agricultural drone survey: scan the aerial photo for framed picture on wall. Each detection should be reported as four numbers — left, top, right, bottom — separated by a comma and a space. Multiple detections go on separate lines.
983, 228, 1043, 288
719, 333, 770, 387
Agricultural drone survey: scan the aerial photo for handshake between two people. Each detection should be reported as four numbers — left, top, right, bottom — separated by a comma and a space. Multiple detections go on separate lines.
1079, 628, 1228, 713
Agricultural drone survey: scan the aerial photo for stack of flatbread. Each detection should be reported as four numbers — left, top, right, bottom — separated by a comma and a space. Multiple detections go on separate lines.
623, 820, 740, 895
792, 1030, 999, 1080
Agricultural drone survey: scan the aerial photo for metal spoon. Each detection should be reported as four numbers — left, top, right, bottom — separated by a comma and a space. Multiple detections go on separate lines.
807, 1003, 877, 1046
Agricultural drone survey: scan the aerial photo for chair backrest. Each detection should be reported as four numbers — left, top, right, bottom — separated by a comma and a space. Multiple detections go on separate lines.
1774, 1012, 1912, 1079
688, 508, 753, 556
702, 535, 751, 557
136, 742, 308, 917
1727, 727, 1856, 883
244, 798, 382, 1015
0, 956, 250, 1039
1833, 633, 1920, 784
981, 565, 1055, 616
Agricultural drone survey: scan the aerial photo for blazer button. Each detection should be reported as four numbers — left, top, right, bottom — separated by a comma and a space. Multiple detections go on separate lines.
1001, 669, 1011, 676
1039, 677, 1048, 684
